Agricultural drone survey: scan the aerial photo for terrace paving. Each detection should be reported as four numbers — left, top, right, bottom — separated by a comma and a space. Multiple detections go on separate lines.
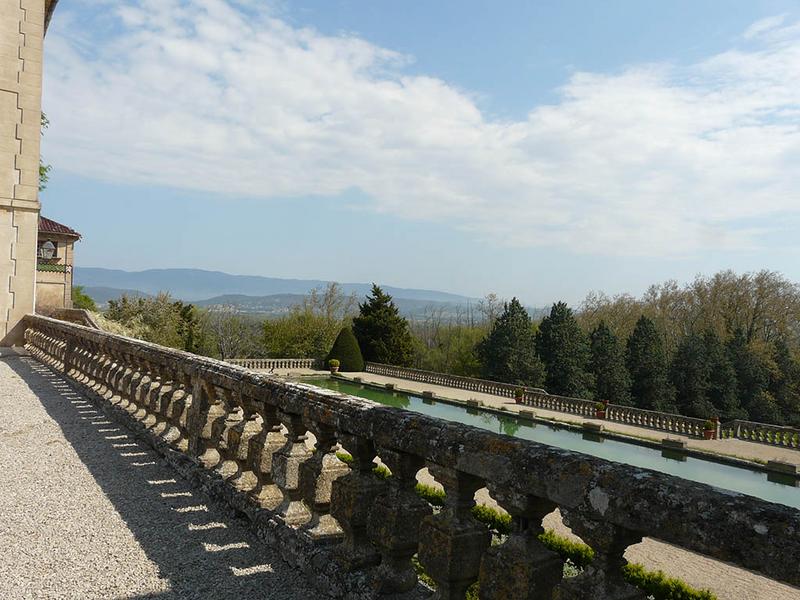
0, 350, 315, 600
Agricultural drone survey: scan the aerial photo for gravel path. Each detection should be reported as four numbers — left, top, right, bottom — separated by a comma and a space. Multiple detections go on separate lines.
0, 352, 316, 600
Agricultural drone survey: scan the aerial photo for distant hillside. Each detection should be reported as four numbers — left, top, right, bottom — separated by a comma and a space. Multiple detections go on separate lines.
84, 287, 481, 320
82, 286, 153, 307
75, 267, 475, 304
196, 293, 475, 320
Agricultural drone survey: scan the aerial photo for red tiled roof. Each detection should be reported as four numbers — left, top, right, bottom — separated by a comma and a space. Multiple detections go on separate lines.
39, 216, 81, 239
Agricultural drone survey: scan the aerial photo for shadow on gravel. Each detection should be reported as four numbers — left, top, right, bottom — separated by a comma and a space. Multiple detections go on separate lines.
4, 354, 312, 600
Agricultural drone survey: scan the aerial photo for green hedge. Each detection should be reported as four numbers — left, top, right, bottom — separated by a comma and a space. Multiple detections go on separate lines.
326, 327, 365, 372
537, 529, 595, 568
622, 564, 717, 600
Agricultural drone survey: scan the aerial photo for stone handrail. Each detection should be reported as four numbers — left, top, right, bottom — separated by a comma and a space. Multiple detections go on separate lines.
24, 315, 800, 598
227, 357, 319, 371
366, 362, 547, 398
605, 405, 708, 438
366, 362, 708, 438
721, 419, 800, 450
38, 307, 100, 329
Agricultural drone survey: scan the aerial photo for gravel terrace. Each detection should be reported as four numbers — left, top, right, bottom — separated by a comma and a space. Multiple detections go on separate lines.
2, 351, 798, 600
0, 351, 316, 600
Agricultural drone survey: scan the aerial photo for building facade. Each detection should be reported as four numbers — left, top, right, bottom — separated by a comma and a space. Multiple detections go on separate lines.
0, 0, 58, 344
36, 216, 79, 311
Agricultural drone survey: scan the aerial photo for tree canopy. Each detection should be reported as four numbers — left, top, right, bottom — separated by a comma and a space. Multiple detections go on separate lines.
352, 284, 415, 366
626, 315, 674, 411
476, 298, 544, 386
589, 321, 632, 405
536, 302, 594, 397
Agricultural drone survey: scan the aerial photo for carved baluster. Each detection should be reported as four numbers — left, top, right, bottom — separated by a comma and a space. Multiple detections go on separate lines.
187, 379, 228, 468
418, 465, 491, 600
272, 407, 313, 526
247, 403, 286, 510
213, 388, 244, 478
331, 433, 387, 570
479, 490, 562, 599
367, 448, 431, 593
148, 370, 174, 435
163, 374, 192, 452
227, 397, 263, 492
556, 513, 645, 600
131, 360, 154, 421
299, 421, 350, 543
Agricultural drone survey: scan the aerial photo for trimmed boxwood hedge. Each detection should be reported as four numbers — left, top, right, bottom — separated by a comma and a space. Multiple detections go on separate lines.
326, 327, 365, 372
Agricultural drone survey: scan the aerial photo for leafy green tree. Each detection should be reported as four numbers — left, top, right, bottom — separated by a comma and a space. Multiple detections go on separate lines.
702, 330, 741, 419
535, 302, 594, 397
39, 113, 51, 191
626, 315, 674, 411
726, 329, 770, 420
105, 293, 207, 353
671, 331, 741, 419
352, 284, 414, 366
262, 283, 357, 360
769, 340, 800, 426
71, 285, 97, 312
326, 327, 365, 372
589, 321, 632, 405
476, 298, 544, 386
670, 333, 713, 417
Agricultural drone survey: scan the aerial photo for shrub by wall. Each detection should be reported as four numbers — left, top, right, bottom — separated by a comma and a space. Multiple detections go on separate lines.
326, 327, 365, 372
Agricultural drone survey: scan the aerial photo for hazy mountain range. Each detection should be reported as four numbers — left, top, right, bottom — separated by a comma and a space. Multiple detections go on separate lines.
76, 267, 491, 319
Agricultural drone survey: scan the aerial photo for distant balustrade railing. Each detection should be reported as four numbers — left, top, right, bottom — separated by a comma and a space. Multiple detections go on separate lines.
366, 363, 709, 438
606, 405, 708, 439
721, 419, 800, 449
227, 357, 319, 371
365, 362, 547, 399
24, 315, 800, 599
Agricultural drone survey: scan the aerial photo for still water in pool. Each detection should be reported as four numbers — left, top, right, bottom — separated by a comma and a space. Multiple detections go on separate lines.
301, 376, 800, 509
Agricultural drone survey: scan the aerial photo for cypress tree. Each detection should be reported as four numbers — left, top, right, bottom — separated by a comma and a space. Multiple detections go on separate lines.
726, 329, 768, 421
589, 321, 632, 405
670, 333, 712, 417
352, 284, 415, 366
535, 302, 594, 398
626, 315, 673, 411
476, 298, 544, 386
326, 327, 365, 372
769, 340, 800, 426
702, 330, 741, 419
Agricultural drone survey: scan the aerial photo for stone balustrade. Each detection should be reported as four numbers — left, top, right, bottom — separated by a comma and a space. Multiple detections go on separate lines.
366, 362, 710, 438
605, 405, 708, 438
227, 357, 319, 371
721, 419, 800, 449
366, 362, 547, 398
24, 315, 800, 599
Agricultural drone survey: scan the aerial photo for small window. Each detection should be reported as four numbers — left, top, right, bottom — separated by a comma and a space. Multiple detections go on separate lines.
38, 240, 57, 259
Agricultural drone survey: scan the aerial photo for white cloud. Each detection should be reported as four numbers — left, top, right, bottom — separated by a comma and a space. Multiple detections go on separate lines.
43, 2, 800, 256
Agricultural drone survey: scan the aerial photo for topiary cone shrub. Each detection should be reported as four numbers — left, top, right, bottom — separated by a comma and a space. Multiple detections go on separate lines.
326, 327, 365, 372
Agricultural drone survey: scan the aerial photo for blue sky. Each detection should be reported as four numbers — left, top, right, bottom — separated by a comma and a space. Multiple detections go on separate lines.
41, 0, 800, 305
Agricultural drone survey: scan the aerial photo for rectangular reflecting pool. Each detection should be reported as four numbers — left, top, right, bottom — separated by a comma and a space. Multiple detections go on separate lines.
301, 376, 800, 509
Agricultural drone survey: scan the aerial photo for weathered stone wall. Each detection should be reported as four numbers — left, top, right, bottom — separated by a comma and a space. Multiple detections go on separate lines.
25, 315, 800, 599
0, 0, 54, 345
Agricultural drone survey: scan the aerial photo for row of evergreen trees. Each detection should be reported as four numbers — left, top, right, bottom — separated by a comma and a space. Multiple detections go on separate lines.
324, 285, 800, 426
478, 299, 800, 424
